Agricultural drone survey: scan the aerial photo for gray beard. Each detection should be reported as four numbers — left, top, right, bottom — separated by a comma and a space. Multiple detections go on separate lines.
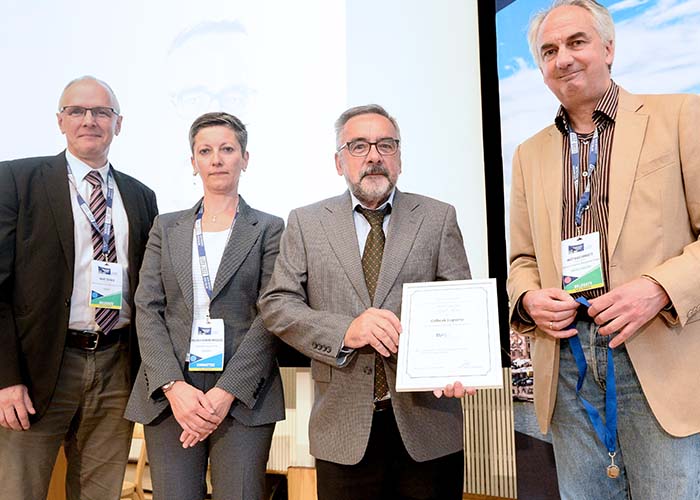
347, 174, 394, 208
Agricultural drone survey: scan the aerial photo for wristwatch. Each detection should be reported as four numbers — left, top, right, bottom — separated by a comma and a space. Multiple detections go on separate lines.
162, 381, 177, 393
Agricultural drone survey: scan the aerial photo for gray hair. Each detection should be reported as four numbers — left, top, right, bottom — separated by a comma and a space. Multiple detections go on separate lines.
527, 0, 615, 68
334, 104, 401, 147
189, 111, 248, 153
58, 76, 121, 114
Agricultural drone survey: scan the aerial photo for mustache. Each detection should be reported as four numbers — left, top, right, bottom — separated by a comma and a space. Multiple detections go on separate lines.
359, 165, 390, 180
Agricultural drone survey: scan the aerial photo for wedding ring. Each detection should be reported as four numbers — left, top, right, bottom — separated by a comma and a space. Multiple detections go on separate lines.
549, 321, 554, 330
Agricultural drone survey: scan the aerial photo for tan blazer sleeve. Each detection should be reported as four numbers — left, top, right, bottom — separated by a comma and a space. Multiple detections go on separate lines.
643, 94, 700, 327
507, 143, 540, 335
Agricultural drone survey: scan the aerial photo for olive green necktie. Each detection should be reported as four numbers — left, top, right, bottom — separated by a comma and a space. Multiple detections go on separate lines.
356, 205, 391, 400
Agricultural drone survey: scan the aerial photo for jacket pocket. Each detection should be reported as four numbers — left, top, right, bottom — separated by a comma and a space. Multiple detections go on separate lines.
311, 360, 332, 383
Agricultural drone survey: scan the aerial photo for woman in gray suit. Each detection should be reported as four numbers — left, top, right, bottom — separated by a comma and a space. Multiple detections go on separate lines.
125, 112, 285, 500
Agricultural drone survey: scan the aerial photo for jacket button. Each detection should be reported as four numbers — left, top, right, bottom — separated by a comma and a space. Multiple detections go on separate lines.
364, 366, 372, 375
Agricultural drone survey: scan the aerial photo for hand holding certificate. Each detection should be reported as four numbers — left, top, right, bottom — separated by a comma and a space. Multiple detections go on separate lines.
396, 279, 502, 392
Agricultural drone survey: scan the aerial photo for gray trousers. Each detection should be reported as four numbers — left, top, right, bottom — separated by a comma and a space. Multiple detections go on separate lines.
145, 409, 275, 500
0, 342, 133, 500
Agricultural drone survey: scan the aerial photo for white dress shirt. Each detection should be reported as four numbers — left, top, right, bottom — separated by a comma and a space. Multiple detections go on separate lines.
350, 189, 394, 254
66, 150, 131, 331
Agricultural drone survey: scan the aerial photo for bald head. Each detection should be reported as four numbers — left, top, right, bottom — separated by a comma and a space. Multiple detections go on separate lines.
58, 76, 121, 114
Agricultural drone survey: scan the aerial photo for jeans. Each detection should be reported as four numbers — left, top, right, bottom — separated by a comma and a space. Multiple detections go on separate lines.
550, 320, 700, 500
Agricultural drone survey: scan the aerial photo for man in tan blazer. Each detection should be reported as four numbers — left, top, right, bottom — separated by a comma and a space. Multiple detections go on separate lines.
260, 104, 472, 499
508, 1, 700, 499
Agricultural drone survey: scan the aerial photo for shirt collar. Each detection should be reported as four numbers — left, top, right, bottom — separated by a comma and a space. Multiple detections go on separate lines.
65, 149, 111, 184
555, 80, 620, 136
351, 188, 396, 212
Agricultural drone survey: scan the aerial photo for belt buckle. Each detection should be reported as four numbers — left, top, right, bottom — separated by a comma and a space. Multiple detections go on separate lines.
373, 398, 391, 412
83, 331, 100, 351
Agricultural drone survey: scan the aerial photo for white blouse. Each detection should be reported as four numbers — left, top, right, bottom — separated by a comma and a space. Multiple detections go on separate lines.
191, 228, 230, 321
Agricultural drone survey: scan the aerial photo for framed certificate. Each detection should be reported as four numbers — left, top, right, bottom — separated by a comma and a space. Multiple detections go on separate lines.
396, 279, 503, 391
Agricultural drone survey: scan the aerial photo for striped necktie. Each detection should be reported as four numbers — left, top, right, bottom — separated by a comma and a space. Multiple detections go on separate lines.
85, 170, 119, 333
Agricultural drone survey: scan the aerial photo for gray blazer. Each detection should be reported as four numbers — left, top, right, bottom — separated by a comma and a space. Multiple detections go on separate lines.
259, 189, 471, 465
125, 197, 285, 426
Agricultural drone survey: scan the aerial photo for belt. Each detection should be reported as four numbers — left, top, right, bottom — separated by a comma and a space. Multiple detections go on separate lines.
373, 398, 392, 412
66, 327, 129, 351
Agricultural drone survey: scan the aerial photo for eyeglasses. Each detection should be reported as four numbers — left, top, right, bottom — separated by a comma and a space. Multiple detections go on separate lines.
60, 106, 119, 120
337, 138, 400, 157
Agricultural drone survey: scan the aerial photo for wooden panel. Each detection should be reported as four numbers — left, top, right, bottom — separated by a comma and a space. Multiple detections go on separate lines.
287, 466, 317, 500
47, 446, 67, 500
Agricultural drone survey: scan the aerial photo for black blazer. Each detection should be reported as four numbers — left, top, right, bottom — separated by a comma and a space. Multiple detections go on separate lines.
0, 151, 158, 421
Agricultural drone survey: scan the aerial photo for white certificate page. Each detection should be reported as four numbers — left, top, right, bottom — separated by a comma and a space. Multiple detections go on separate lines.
396, 279, 502, 391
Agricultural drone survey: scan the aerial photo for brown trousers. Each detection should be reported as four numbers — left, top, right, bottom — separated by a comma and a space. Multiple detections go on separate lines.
0, 342, 133, 500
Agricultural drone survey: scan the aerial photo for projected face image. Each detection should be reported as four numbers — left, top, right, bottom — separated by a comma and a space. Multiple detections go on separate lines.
166, 21, 256, 124
335, 113, 402, 209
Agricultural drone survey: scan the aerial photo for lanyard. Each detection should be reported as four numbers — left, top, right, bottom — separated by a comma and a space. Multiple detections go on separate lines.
569, 127, 599, 227
67, 166, 115, 258
194, 204, 237, 301
567, 296, 618, 472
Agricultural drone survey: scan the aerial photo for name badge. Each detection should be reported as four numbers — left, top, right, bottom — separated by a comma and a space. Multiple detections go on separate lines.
188, 318, 225, 372
89, 260, 123, 309
561, 232, 605, 293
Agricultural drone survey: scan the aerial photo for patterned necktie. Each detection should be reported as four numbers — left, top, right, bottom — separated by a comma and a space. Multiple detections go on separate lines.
357, 205, 391, 401
85, 170, 119, 334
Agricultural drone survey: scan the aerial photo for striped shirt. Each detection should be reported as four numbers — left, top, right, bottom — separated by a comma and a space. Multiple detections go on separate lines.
557, 81, 619, 299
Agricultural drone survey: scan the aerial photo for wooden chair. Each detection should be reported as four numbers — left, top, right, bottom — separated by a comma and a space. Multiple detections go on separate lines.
121, 423, 148, 500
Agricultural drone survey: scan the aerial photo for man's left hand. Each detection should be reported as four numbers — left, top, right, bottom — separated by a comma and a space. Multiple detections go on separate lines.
433, 381, 476, 398
588, 277, 669, 348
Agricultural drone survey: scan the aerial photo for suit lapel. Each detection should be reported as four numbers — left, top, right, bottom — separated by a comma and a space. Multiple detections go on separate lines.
168, 203, 198, 313
374, 190, 422, 307
540, 128, 564, 279
41, 152, 74, 273
319, 193, 371, 307
607, 91, 646, 259
211, 197, 261, 301
112, 168, 145, 296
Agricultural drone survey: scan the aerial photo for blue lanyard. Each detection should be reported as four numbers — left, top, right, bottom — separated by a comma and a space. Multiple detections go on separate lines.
194, 205, 237, 300
568, 296, 617, 460
67, 166, 115, 258
569, 127, 599, 227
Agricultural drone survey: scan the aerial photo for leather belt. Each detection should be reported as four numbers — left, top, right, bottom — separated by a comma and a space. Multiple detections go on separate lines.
373, 398, 392, 412
66, 327, 129, 351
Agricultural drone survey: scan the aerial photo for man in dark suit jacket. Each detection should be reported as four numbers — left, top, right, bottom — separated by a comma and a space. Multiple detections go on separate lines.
260, 104, 473, 500
0, 76, 158, 500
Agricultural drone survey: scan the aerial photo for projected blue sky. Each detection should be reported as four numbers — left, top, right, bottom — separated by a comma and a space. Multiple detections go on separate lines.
498, 0, 700, 93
